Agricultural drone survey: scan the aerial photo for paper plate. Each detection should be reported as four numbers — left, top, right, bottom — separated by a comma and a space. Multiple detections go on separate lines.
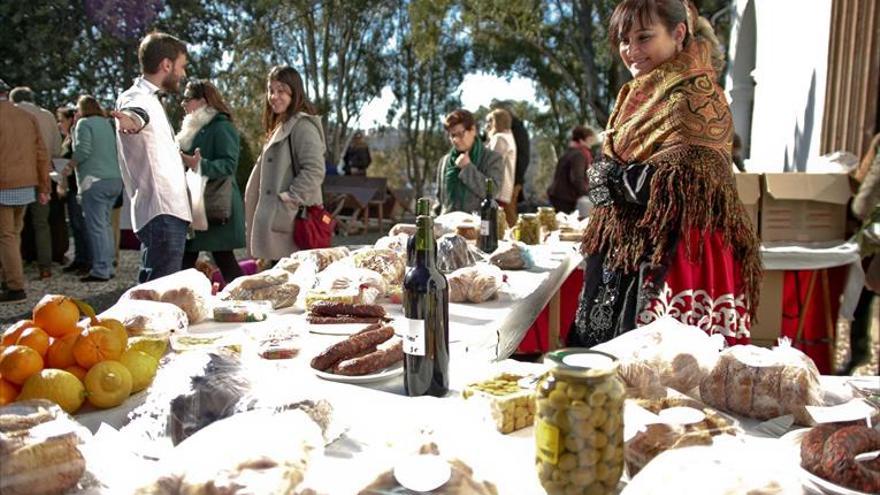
313, 363, 404, 384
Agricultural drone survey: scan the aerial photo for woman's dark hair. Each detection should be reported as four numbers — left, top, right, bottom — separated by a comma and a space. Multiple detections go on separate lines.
185, 80, 234, 121
77, 95, 106, 118
608, 0, 690, 47
56, 106, 76, 121
262, 65, 317, 136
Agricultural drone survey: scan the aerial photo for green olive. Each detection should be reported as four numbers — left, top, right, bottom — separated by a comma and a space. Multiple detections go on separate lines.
579, 449, 601, 467
568, 401, 592, 420
558, 453, 578, 471
566, 383, 587, 401
592, 432, 608, 449
537, 398, 554, 416
572, 420, 593, 438
585, 482, 606, 495
588, 391, 607, 408
541, 481, 565, 495
564, 484, 581, 495
595, 462, 609, 482
554, 380, 569, 394
570, 467, 596, 487
564, 434, 584, 453
601, 415, 620, 434
590, 408, 608, 427
549, 390, 568, 407
553, 410, 571, 433
602, 445, 616, 462
551, 468, 566, 483
608, 465, 623, 485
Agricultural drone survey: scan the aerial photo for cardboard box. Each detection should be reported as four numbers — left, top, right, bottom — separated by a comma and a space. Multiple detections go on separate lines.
734, 173, 761, 231
750, 270, 784, 347
760, 173, 851, 243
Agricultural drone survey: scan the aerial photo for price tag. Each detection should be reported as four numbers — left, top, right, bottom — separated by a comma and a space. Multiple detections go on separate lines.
402, 317, 425, 356
480, 220, 490, 235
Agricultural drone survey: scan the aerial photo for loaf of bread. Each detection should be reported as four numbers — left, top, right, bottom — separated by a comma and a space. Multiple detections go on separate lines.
698, 344, 821, 423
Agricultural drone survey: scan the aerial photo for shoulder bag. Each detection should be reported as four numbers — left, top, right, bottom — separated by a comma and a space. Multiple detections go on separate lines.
287, 131, 335, 249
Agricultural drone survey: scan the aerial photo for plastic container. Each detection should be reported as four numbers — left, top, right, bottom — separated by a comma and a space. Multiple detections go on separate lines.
461, 372, 536, 434
212, 301, 271, 323
535, 349, 625, 495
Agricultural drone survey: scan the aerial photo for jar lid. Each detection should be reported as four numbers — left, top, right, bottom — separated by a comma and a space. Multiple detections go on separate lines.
537, 206, 556, 213
521, 213, 538, 219
543, 348, 618, 378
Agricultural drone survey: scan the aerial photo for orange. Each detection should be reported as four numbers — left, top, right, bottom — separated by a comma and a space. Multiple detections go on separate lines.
0, 345, 44, 385
2, 320, 37, 346
33, 295, 81, 338
0, 378, 19, 405
72, 326, 124, 369
16, 327, 50, 357
64, 365, 87, 382
46, 333, 79, 369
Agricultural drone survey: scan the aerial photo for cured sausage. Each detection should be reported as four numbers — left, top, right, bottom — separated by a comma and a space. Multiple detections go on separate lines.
800, 424, 839, 473
310, 326, 394, 371
331, 341, 403, 376
819, 426, 880, 493
307, 315, 388, 325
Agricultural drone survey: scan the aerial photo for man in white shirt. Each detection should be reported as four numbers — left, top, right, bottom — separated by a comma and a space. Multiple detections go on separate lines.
10, 86, 62, 279
113, 32, 193, 283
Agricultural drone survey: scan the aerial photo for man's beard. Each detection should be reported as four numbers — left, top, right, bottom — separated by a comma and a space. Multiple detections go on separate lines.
161, 72, 181, 93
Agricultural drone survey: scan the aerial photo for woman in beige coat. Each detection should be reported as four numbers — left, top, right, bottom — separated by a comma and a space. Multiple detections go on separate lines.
245, 65, 326, 261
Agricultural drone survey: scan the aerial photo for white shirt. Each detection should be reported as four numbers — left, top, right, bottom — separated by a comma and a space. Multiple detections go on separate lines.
115, 77, 191, 232
489, 132, 517, 203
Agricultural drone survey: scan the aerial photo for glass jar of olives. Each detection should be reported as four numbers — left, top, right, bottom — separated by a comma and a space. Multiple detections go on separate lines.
535, 349, 625, 495
513, 213, 541, 245
537, 206, 558, 232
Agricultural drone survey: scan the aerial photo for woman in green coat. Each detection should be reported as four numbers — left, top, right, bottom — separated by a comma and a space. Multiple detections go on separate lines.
177, 80, 245, 284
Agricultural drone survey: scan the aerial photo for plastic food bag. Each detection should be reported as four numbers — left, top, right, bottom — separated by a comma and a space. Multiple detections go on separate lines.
219, 268, 302, 309
698, 339, 823, 424
276, 246, 351, 274
135, 409, 322, 495
624, 395, 741, 476
593, 317, 725, 398
436, 234, 478, 274
351, 248, 405, 287
389, 223, 416, 237
315, 265, 387, 296
212, 300, 272, 323
99, 299, 189, 336
374, 234, 410, 256
622, 436, 802, 494
0, 400, 91, 495
434, 212, 479, 237
122, 268, 213, 324
447, 263, 504, 303
488, 241, 533, 270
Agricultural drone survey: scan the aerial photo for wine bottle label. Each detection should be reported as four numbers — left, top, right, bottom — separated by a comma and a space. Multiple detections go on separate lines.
401, 316, 426, 356
480, 220, 490, 235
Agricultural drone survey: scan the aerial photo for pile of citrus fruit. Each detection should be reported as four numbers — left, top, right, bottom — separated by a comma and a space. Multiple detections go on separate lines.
0, 295, 166, 414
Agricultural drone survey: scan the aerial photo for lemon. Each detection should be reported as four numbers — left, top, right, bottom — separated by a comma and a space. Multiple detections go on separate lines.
84, 361, 132, 409
97, 318, 129, 349
127, 336, 168, 360
18, 369, 86, 414
119, 349, 158, 393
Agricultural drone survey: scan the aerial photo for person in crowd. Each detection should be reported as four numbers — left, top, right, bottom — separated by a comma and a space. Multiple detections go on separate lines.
65, 96, 122, 282
846, 133, 880, 374
732, 133, 746, 172
486, 108, 517, 219
0, 79, 50, 303
176, 80, 245, 284
56, 106, 91, 275
343, 131, 371, 176
569, 0, 761, 347
10, 86, 62, 279
435, 109, 504, 215
244, 65, 326, 262
493, 103, 530, 222
547, 126, 596, 214
112, 32, 192, 283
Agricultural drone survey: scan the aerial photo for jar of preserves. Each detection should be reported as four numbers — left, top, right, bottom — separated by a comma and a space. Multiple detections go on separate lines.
513, 213, 541, 245
535, 349, 625, 495
537, 206, 558, 231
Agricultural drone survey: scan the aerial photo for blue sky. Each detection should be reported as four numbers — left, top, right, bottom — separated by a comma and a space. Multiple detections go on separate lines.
355, 72, 543, 129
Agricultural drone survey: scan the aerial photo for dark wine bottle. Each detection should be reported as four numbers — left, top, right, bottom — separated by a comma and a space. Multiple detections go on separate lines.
406, 197, 433, 268
403, 215, 449, 397
478, 178, 499, 253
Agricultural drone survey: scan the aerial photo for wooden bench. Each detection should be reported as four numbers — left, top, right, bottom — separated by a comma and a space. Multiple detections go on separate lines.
322, 176, 388, 235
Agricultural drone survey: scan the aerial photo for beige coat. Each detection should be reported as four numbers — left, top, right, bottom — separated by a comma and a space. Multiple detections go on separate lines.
245, 113, 326, 260
0, 101, 50, 193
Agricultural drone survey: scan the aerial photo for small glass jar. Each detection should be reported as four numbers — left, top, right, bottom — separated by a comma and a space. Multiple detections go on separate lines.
535, 349, 625, 495
513, 213, 541, 245
537, 206, 558, 232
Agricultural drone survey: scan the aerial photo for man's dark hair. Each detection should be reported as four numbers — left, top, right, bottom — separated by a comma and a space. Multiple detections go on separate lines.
572, 126, 595, 142
9, 86, 34, 103
139, 32, 188, 75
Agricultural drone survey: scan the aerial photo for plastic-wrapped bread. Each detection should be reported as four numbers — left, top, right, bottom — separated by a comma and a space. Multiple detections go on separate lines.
122, 269, 213, 324
351, 248, 405, 287
467, 264, 504, 303
698, 341, 822, 424
436, 234, 477, 273
374, 234, 409, 256
276, 247, 350, 273
448, 267, 478, 303
488, 241, 531, 270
